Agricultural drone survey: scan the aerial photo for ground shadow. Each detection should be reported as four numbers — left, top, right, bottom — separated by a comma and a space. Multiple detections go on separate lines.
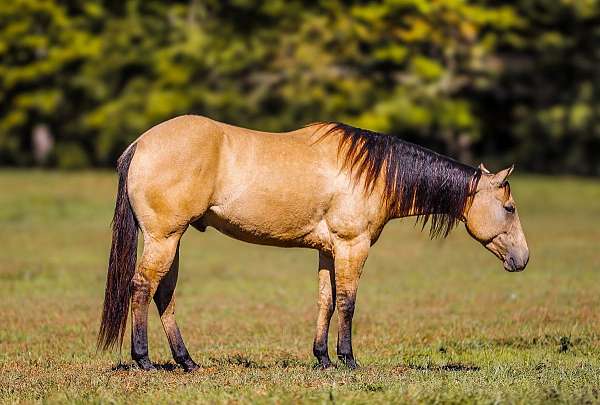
407, 362, 480, 372
208, 354, 268, 369
110, 361, 179, 372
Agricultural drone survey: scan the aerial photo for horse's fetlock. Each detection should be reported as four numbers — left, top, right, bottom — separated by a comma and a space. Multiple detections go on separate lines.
313, 341, 328, 357
337, 351, 354, 362
131, 341, 149, 361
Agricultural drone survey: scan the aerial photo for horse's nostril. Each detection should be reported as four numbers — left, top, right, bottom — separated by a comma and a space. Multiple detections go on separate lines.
504, 255, 525, 272
509, 253, 529, 271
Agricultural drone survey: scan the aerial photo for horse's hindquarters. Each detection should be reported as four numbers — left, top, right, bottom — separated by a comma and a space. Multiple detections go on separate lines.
127, 116, 224, 238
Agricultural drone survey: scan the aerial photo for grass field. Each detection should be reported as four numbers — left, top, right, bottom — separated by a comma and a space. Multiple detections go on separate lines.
0, 171, 599, 403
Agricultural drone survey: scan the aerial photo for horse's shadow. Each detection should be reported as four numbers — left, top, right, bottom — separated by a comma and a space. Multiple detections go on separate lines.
406, 362, 480, 372
109, 354, 306, 372
111, 362, 179, 372
109, 358, 481, 373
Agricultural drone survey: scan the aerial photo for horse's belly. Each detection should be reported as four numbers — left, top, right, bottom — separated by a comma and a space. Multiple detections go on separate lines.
198, 196, 331, 250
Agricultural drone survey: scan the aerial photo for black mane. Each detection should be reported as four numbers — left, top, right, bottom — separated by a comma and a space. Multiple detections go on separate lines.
322, 123, 481, 238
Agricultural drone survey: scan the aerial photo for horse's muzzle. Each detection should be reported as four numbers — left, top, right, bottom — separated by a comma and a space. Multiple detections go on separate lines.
503, 250, 529, 272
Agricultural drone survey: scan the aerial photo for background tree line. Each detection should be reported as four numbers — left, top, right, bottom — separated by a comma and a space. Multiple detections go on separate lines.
1, 0, 598, 174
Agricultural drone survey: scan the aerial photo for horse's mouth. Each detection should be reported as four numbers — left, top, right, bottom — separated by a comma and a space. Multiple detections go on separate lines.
485, 237, 528, 272
503, 255, 528, 272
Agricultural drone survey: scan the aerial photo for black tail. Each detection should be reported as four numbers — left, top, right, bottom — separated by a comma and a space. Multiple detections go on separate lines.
98, 144, 138, 351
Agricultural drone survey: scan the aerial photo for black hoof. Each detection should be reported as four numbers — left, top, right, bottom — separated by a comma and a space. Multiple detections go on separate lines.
338, 355, 358, 370
134, 357, 157, 371
314, 357, 335, 370
180, 359, 200, 373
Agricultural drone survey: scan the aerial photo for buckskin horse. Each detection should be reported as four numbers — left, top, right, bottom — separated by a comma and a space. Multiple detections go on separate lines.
98, 115, 529, 371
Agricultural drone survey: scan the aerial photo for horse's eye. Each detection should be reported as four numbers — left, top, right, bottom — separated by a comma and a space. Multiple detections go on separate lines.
504, 204, 515, 214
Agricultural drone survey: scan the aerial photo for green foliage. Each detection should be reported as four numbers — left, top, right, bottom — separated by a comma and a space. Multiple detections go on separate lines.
0, 0, 101, 165
0, 0, 598, 174
492, 0, 600, 175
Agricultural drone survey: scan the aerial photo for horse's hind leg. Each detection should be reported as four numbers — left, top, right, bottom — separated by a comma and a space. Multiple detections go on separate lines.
313, 251, 335, 369
153, 245, 199, 372
131, 234, 181, 370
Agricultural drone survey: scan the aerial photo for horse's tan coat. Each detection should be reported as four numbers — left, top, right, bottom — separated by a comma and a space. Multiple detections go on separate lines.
124, 115, 528, 370
128, 116, 387, 252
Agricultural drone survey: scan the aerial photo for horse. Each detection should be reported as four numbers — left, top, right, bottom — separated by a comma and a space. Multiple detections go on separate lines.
98, 115, 529, 372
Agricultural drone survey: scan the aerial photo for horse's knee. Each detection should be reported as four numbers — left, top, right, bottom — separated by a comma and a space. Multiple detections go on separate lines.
336, 292, 356, 317
318, 295, 335, 314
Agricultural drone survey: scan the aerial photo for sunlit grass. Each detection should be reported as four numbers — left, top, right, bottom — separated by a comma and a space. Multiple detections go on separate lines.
0, 171, 599, 403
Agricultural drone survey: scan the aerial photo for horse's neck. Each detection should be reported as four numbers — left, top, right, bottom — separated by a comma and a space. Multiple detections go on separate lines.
384, 172, 473, 239
387, 192, 471, 220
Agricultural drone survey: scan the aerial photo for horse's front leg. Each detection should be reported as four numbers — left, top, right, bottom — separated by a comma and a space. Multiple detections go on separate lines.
333, 237, 369, 369
313, 251, 335, 369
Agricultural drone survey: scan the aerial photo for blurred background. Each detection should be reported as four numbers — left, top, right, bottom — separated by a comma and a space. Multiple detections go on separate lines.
2, 2, 600, 402
1, 0, 599, 174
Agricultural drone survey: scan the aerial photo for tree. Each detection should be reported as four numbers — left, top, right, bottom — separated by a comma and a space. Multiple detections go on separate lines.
0, 0, 598, 174
0, 0, 101, 167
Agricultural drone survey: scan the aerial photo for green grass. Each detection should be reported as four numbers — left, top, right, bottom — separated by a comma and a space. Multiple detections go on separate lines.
0, 171, 599, 404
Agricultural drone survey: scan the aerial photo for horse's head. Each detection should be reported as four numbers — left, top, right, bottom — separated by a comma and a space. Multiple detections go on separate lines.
465, 164, 529, 272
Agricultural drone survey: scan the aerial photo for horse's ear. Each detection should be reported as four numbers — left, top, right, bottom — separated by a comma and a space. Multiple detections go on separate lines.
491, 164, 514, 186
478, 163, 491, 174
